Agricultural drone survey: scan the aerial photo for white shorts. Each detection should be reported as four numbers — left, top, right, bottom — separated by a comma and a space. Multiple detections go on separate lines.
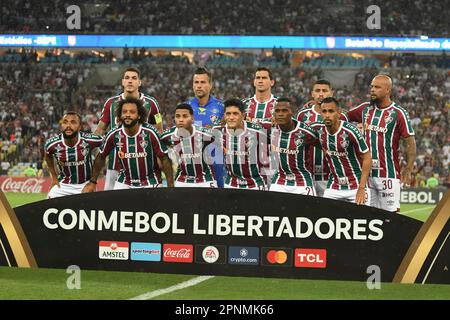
323, 187, 370, 205
175, 181, 218, 188
104, 169, 119, 191
224, 183, 266, 191
368, 177, 401, 212
269, 183, 316, 196
114, 181, 163, 190
47, 181, 89, 199
313, 180, 328, 197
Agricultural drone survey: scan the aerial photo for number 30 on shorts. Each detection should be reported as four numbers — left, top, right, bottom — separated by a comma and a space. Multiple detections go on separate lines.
382, 179, 393, 190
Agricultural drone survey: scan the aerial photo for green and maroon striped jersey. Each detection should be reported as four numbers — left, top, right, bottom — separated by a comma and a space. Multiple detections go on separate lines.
161, 126, 215, 183
100, 92, 161, 171
213, 121, 269, 188
296, 104, 349, 181
270, 120, 318, 187
348, 101, 415, 179
45, 132, 103, 184
311, 121, 369, 191
243, 95, 277, 123
100, 124, 168, 187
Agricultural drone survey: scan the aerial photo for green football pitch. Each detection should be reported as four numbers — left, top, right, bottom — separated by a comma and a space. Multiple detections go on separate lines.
0, 192, 448, 300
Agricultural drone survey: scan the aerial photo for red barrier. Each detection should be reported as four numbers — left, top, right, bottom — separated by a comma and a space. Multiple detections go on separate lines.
0, 176, 105, 193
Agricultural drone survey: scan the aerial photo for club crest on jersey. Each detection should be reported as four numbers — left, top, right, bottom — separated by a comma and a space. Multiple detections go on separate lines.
210, 115, 218, 123
340, 133, 349, 149
245, 136, 256, 149
81, 147, 89, 157
303, 111, 312, 120
384, 110, 395, 125
140, 140, 148, 149
294, 132, 304, 146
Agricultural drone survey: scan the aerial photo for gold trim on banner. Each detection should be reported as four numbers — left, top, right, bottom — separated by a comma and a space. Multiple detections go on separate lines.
0, 191, 37, 267
393, 190, 450, 283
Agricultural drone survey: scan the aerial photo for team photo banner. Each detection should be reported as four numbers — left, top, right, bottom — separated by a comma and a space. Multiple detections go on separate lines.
1, 189, 448, 283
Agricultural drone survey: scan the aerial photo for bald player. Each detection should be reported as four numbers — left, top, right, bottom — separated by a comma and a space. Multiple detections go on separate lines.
348, 75, 416, 212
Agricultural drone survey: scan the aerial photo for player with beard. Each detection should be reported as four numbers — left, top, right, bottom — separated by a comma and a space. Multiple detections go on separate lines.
311, 97, 371, 205
44, 112, 103, 198
83, 97, 173, 191
95, 67, 162, 191
347, 75, 416, 212
296, 79, 349, 197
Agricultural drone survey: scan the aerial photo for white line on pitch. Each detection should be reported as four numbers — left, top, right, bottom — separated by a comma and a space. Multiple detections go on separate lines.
401, 206, 435, 214
129, 275, 215, 300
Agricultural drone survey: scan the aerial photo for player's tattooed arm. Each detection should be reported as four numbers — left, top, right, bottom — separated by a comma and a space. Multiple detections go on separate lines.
401, 136, 416, 187
160, 154, 174, 187
94, 121, 108, 136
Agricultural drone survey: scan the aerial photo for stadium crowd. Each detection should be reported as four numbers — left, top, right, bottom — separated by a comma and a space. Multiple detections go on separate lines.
0, 50, 448, 187
0, 0, 447, 37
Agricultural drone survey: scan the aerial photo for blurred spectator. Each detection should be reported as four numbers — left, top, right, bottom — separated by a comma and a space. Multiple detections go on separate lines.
0, 0, 447, 37
0, 50, 448, 188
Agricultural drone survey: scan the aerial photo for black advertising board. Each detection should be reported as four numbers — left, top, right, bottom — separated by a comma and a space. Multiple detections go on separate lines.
0, 188, 448, 284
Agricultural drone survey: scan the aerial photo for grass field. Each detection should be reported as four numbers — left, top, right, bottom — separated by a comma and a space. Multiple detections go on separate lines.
1, 192, 448, 300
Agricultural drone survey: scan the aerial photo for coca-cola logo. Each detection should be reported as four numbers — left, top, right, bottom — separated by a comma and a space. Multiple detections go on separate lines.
162, 244, 193, 263
0, 178, 49, 193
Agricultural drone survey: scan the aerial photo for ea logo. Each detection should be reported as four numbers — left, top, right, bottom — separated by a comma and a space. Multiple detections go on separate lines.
202, 246, 219, 264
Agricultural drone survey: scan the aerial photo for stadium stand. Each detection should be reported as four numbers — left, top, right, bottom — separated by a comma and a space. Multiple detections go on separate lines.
0, 47, 448, 186
0, 0, 447, 36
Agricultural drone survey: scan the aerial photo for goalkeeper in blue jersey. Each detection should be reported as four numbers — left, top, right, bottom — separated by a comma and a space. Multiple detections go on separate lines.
187, 67, 225, 187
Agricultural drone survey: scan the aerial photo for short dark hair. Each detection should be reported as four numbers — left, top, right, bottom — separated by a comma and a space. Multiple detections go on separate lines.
62, 111, 82, 123
321, 97, 340, 108
255, 67, 273, 80
115, 97, 147, 124
194, 66, 212, 83
175, 103, 194, 115
274, 97, 294, 110
313, 79, 332, 89
224, 98, 246, 114
122, 67, 140, 79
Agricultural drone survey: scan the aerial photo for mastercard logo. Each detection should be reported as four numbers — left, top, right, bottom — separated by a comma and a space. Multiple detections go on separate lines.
266, 250, 288, 264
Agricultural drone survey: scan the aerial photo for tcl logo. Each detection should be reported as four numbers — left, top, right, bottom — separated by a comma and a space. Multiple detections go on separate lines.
294, 249, 327, 268
162, 244, 193, 263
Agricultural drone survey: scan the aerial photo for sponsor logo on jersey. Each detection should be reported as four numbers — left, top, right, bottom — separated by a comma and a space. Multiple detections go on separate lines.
326, 150, 349, 157
366, 124, 388, 133
118, 151, 148, 159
